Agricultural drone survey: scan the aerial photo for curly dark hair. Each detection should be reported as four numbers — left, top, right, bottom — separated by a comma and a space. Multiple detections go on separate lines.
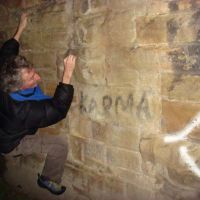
0, 55, 31, 93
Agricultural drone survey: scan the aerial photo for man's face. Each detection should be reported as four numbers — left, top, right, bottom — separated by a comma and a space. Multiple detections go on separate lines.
20, 67, 41, 90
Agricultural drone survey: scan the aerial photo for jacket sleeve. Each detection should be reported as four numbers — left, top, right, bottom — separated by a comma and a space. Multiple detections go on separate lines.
11, 82, 74, 129
0, 38, 19, 58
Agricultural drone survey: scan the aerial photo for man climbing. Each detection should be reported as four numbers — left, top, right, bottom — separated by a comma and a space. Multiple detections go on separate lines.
0, 13, 76, 195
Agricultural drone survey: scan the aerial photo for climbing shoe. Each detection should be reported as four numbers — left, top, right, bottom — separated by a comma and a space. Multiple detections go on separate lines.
37, 174, 66, 195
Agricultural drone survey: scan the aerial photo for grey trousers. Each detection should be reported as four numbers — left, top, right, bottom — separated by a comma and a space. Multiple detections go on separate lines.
5, 133, 68, 184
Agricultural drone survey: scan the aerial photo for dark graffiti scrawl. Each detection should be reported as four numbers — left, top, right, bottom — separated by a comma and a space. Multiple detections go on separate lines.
167, 8, 200, 91
80, 91, 152, 120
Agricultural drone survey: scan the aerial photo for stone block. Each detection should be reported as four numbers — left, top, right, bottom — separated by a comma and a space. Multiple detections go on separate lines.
91, 121, 107, 143
22, 51, 57, 69
0, 5, 9, 27
105, 11, 136, 48
69, 104, 137, 148
108, 0, 146, 15
69, 107, 93, 139
136, 16, 168, 45
90, 0, 108, 9
75, 15, 107, 48
168, 12, 199, 44
78, 46, 105, 61
148, 0, 200, 16
54, 118, 67, 130
113, 168, 156, 190
159, 43, 200, 74
128, 47, 161, 71
157, 46, 174, 72
147, 0, 199, 16
36, 68, 57, 81
21, 31, 44, 51
105, 124, 140, 151
162, 100, 200, 133
138, 71, 161, 95
126, 183, 155, 200
30, 12, 69, 31
84, 139, 106, 165
43, 80, 57, 96
63, 164, 80, 185
40, 0, 68, 13
107, 147, 142, 172
39, 127, 61, 135
65, 166, 89, 197
147, 0, 170, 15
162, 72, 200, 102
1, 0, 22, 8
136, 12, 199, 45
167, 43, 200, 75
105, 47, 130, 70
74, 0, 90, 15
105, 65, 139, 87
5, 28, 19, 42
75, 10, 137, 49
179, 0, 200, 10
87, 175, 105, 200
69, 135, 84, 162
20, 0, 42, 9
105, 46, 160, 75
74, 0, 108, 16
76, 56, 106, 85
102, 177, 126, 200
41, 30, 70, 49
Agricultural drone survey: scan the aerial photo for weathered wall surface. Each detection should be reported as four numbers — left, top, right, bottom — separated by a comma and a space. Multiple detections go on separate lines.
1, 0, 200, 200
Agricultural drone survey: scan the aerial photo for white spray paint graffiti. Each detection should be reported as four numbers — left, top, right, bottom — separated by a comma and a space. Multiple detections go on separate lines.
164, 112, 200, 143
179, 146, 200, 178
163, 112, 200, 177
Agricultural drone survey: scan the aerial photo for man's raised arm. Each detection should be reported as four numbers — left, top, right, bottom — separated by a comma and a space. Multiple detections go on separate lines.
13, 13, 28, 42
0, 13, 28, 59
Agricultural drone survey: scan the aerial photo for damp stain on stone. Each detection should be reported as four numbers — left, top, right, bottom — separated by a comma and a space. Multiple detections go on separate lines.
168, 44, 200, 91
170, 45, 200, 74
167, 18, 179, 43
190, 9, 200, 26
190, 9, 200, 41
168, 1, 179, 12
81, 0, 89, 13
167, 9, 200, 91
190, 0, 197, 9
196, 29, 200, 41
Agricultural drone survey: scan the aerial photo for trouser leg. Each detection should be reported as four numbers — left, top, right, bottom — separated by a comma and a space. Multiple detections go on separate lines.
6, 133, 68, 184
41, 134, 68, 184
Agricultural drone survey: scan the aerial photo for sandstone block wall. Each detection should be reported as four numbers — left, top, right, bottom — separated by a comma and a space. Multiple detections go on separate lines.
1, 0, 200, 200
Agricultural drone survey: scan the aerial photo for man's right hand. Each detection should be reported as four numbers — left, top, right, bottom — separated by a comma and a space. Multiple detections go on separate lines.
62, 55, 76, 84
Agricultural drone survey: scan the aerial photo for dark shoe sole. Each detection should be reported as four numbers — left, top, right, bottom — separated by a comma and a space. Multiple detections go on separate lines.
37, 178, 66, 195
